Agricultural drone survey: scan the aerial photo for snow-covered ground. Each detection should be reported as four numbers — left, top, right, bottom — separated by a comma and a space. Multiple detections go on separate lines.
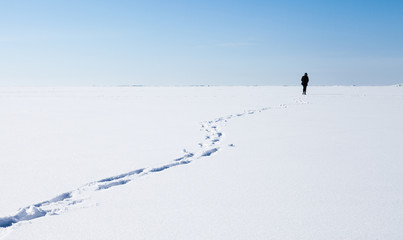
0, 86, 402, 239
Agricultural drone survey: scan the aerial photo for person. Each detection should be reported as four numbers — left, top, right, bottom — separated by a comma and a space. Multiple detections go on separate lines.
301, 73, 309, 95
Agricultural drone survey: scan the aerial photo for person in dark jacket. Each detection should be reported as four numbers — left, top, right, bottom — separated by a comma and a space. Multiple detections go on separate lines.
301, 73, 309, 95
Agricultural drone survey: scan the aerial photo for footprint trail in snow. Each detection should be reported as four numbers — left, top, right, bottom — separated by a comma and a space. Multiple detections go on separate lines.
0, 106, 273, 232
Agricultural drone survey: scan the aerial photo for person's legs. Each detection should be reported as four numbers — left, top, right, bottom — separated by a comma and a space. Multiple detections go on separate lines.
302, 85, 307, 95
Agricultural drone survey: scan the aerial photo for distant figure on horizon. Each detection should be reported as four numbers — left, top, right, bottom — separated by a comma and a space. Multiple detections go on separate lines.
301, 73, 309, 95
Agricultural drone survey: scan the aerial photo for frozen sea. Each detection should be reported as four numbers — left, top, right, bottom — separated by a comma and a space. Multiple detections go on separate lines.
0, 86, 402, 239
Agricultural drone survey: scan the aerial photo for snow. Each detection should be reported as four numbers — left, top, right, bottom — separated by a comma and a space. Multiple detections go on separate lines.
0, 86, 402, 239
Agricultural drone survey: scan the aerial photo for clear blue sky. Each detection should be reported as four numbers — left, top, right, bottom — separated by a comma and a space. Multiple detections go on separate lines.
1, 0, 402, 86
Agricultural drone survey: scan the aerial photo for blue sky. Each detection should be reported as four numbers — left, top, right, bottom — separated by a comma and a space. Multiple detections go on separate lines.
0, 0, 402, 86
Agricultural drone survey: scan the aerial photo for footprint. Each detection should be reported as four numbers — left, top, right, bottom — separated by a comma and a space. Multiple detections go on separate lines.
0, 104, 281, 229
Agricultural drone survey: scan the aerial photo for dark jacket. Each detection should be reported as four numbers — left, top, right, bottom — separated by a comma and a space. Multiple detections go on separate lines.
301, 75, 309, 86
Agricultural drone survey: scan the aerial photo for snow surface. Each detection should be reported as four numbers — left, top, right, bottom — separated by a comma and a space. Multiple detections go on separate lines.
0, 86, 402, 239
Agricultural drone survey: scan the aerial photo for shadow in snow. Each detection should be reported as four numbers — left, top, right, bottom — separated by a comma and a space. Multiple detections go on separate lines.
0, 106, 270, 229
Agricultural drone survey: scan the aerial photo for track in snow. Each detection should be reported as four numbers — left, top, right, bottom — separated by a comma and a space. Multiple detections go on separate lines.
0, 106, 277, 231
